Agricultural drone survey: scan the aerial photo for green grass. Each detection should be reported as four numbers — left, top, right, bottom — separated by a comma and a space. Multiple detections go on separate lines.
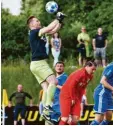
1, 59, 104, 105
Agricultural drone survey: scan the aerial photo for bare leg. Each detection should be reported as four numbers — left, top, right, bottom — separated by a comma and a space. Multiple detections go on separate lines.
21, 119, 25, 125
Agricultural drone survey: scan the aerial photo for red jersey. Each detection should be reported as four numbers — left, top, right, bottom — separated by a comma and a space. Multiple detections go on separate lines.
60, 68, 93, 102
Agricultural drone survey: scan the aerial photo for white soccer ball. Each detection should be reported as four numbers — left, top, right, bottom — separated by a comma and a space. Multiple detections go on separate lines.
46, 1, 58, 14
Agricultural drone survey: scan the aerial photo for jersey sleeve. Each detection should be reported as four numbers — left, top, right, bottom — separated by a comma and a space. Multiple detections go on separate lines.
25, 92, 32, 99
9, 92, 16, 101
103, 67, 113, 79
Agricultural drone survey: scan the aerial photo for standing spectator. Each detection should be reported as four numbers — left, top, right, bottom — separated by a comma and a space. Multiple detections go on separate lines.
51, 33, 62, 66
92, 27, 108, 67
59, 61, 97, 125
90, 62, 113, 125
27, 12, 66, 114
43, 61, 68, 124
8, 84, 33, 125
77, 26, 91, 66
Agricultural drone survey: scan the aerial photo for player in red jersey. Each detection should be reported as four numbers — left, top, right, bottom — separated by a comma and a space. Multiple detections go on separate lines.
59, 61, 97, 125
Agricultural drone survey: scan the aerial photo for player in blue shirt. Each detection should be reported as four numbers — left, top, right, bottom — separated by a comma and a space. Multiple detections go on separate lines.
43, 61, 68, 124
91, 62, 113, 125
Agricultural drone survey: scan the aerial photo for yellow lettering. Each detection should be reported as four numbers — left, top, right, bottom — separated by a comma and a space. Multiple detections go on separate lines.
80, 110, 89, 121
88, 110, 95, 121
112, 113, 113, 121
17, 112, 27, 121
27, 111, 38, 121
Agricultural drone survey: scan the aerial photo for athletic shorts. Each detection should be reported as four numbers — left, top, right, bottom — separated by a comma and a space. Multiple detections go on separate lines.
94, 47, 106, 59
93, 90, 113, 114
30, 59, 54, 84
13, 105, 26, 120
60, 94, 81, 117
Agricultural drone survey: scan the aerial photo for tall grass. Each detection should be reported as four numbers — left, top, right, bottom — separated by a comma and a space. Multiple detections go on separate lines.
1, 58, 104, 105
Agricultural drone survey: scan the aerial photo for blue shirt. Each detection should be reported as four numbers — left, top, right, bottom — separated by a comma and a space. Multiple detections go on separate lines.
95, 62, 113, 95
54, 73, 68, 99
29, 29, 48, 61
53, 38, 60, 50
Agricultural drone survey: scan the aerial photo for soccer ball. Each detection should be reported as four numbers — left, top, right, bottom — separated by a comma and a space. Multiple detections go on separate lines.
46, 1, 58, 14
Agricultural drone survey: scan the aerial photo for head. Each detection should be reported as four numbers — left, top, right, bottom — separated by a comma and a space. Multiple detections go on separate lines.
55, 61, 65, 75
17, 84, 23, 92
97, 27, 103, 35
27, 16, 41, 30
84, 61, 97, 75
81, 26, 86, 33
52, 32, 60, 38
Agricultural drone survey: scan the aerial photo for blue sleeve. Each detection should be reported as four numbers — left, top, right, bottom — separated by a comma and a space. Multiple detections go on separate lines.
103, 66, 113, 79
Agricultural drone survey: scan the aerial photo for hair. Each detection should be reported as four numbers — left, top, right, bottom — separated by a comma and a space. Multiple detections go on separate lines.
84, 61, 97, 67
27, 16, 35, 25
52, 32, 60, 38
55, 61, 65, 67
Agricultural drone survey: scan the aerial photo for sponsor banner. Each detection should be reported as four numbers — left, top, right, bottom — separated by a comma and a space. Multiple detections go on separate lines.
3, 105, 113, 125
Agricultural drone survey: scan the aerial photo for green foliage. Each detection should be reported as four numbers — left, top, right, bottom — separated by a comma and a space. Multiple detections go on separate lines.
1, 0, 113, 61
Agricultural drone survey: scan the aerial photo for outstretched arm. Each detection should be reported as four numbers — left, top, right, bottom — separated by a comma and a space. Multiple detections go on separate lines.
39, 20, 60, 36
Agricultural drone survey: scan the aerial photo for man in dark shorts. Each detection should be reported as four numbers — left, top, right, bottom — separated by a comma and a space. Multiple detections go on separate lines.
8, 84, 33, 125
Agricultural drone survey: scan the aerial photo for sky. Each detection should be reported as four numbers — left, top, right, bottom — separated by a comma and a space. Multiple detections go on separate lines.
1, 0, 21, 15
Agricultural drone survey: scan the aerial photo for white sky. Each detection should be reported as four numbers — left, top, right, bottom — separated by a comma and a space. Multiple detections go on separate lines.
1, 0, 21, 15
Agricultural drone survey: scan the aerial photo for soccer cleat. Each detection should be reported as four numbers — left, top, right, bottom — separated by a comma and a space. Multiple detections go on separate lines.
43, 114, 55, 125
44, 105, 55, 113
56, 12, 67, 22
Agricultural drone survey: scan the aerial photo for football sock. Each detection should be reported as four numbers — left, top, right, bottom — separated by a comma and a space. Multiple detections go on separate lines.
46, 84, 56, 106
42, 91, 47, 106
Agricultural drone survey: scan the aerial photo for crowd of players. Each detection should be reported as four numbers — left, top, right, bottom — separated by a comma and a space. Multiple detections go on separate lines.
8, 12, 113, 125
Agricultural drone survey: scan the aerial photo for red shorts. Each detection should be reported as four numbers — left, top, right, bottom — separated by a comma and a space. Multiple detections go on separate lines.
60, 95, 81, 117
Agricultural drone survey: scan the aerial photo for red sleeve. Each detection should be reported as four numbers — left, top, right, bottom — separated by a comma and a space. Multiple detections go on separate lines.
68, 72, 83, 100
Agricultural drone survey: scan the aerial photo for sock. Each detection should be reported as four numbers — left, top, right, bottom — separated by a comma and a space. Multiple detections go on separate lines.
100, 120, 109, 125
42, 91, 47, 106
90, 120, 100, 125
59, 120, 67, 125
46, 84, 56, 106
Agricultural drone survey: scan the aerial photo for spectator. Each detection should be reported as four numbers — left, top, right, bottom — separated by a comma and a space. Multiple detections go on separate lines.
43, 61, 68, 124
51, 33, 62, 66
77, 26, 91, 66
8, 84, 33, 125
59, 61, 96, 125
92, 27, 108, 67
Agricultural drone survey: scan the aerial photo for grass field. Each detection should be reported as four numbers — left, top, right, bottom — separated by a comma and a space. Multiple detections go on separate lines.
1, 58, 104, 105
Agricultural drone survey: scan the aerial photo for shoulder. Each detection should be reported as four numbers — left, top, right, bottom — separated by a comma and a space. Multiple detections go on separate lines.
71, 68, 85, 78
103, 63, 113, 76
30, 29, 40, 36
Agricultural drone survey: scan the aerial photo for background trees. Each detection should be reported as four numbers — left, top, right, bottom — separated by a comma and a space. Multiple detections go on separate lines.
1, 0, 113, 61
